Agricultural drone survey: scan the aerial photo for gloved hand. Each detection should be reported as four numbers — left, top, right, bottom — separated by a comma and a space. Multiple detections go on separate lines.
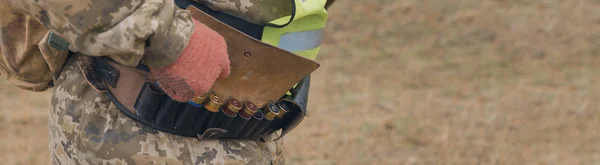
150, 19, 230, 102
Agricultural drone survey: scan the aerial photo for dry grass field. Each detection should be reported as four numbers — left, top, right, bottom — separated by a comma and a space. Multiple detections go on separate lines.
3, 0, 600, 164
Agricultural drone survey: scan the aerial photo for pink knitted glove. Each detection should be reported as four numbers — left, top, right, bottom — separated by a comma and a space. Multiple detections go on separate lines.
150, 19, 230, 102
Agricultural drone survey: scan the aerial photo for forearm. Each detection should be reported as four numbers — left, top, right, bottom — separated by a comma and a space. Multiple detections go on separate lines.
7, 0, 193, 68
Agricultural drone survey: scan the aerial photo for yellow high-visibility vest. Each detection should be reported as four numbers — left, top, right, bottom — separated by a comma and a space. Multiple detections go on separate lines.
261, 0, 329, 61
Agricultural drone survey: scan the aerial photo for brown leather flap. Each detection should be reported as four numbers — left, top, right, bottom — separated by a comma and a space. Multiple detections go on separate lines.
187, 6, 320, 108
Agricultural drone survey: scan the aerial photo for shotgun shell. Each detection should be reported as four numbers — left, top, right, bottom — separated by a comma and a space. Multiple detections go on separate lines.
204, 93, 222, 112
188, 94, 207, 107
222, 99, 242, 116
239, 101, 258, 119
276, 102, 290, 118
263, 103, 280, 121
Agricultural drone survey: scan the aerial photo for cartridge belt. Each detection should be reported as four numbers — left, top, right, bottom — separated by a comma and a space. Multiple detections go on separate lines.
76, 56, 310, 140
70, 2, 315, 140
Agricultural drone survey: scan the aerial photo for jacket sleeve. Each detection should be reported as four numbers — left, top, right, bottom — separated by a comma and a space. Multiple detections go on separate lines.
191, 0, 293, 25
7, 0, 195, 68
0, 2, 55, 91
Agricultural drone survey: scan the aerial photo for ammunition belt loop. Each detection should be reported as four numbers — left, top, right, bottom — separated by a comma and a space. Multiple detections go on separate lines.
106, 79, 305, 140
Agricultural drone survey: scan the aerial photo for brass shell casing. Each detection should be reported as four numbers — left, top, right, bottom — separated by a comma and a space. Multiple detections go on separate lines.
263, 103, 280, 120
205, 93, 222, 112
277, 103, 290, 118
190, 94, 207, 104
226, 99, 243, 113
239, 101, 258, 119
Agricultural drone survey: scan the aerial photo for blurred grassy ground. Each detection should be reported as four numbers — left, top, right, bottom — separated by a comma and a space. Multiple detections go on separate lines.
3, 0, 600, 164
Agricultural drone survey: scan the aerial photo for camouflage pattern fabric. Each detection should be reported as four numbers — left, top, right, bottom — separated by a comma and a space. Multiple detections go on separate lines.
195, 0, 293, 25
50, 57, 285, 164
5, 0, 293, 69
0, 2, 53, 91
1, 0, 294, 164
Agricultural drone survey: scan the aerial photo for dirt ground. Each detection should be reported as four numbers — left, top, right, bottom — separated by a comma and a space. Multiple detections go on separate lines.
3, 0, 600, 164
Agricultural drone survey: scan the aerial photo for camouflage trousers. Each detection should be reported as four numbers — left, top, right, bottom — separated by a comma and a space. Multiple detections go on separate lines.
49, 58, 285, 165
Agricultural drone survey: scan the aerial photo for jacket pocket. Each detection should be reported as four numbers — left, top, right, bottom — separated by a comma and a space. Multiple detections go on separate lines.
38, 32, 70, 83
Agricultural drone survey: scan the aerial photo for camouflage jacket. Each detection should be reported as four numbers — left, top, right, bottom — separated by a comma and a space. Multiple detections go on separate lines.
1, 1, 297, 164
1, 0, 294, 91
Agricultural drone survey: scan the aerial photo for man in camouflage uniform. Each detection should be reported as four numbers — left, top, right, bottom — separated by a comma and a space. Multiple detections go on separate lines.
0, 0, 299, 164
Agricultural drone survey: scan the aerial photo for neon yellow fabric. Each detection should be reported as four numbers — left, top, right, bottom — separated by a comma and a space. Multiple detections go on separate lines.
294, 46, 322, 61
261, 0, 328, 60
261, 0, 328, 95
